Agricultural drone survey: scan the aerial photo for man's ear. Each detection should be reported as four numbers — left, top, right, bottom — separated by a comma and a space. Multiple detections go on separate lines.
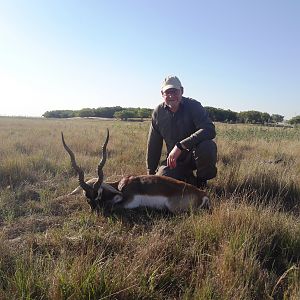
181, 87, 184, 94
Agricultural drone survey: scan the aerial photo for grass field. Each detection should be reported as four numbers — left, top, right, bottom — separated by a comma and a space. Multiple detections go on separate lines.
0, 117, 300, 299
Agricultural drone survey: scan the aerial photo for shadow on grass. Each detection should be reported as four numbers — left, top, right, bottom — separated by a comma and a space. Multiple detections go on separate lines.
102, 206, 176, 227
212, 173, 300, 213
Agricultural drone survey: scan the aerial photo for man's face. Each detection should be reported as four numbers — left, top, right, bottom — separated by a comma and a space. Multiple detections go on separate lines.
161, 88, 183, 112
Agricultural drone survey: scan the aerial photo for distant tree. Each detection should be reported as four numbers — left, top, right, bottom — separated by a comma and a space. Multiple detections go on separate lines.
205, 107, 219, 121
205, 107, 238, 123
42, 110, 75, 118
94, 106, 123, 118
237, 111, 246, 123
288, 115, 300, 125
114, 109, 136, 121
137, 108, 152, 121
113, 111, 123, 119
271, 114, 284, 123
261, 112, 271, 124
238, 111, 263, 124
78, 108, 95, 117
114, 108, 152, 120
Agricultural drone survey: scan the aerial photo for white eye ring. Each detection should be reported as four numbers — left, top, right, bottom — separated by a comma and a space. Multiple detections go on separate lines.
112, 194, 123, 204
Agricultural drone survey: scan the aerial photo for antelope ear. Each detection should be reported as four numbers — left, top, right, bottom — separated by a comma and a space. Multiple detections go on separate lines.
102, 183, 122, 195
112, 194, 123, 204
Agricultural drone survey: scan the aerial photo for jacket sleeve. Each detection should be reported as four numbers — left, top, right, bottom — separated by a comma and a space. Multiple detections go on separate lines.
146, 112, 163, 174
181, 100, 216, 150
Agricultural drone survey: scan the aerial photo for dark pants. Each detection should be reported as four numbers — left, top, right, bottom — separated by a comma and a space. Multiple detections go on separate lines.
156, 140, 217, 184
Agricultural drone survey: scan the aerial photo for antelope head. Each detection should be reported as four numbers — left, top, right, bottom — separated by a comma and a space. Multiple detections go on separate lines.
61, 129, 123, 212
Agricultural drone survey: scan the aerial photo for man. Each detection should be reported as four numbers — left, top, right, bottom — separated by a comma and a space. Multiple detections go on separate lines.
146, 75, 217, 188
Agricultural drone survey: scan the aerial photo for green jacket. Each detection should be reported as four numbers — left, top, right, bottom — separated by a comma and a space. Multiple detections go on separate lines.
146, 97, 216, 174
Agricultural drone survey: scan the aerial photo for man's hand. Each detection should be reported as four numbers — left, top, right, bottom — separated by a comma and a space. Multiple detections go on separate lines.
167, 145, 182, 169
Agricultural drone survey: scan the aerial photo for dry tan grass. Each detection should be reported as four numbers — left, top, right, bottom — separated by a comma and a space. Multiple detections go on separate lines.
0, 117, 300, 299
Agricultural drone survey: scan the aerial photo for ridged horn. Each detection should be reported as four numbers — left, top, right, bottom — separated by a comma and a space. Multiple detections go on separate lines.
93, 129, 109, 191
61, 132, 94, 194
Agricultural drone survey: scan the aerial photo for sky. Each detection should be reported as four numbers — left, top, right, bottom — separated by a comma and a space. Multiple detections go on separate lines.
0, 0, 299, 119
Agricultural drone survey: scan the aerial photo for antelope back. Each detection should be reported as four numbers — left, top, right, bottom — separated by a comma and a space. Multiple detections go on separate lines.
117, 175, 211, 213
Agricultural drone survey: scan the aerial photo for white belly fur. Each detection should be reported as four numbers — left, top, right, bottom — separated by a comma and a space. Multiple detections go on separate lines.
123, 195, 169, 209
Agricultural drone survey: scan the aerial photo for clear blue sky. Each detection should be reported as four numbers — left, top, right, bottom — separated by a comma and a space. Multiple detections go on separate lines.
0, 0, 299, 119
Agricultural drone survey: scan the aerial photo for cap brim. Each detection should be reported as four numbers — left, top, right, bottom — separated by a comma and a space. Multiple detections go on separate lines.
161, 84, 181, 93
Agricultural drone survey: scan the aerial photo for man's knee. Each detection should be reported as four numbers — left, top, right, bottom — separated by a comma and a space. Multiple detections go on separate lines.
156, 165, 187, 181
194, 140, 217, 163
194, 140, 217, 180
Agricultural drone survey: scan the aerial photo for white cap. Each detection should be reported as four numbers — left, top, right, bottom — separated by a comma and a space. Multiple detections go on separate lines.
161, 75, 182, 93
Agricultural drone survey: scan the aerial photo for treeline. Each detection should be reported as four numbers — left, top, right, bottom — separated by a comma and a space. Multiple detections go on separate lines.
42, 107, 153, 121
43, 106, 300, 124
205, 107, 286, 124
205, 108, 300, 125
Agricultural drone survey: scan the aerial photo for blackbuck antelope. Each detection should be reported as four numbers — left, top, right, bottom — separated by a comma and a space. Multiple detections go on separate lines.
61, 129, 211, 214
